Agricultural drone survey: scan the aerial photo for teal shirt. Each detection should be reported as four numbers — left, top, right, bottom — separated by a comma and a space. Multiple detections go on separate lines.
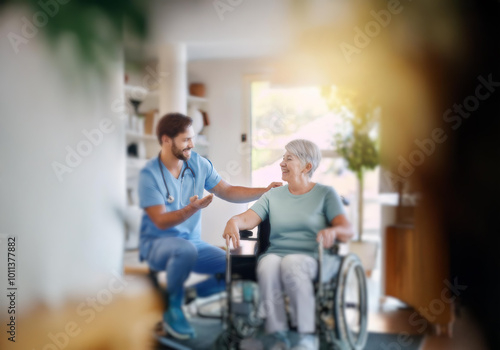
250, 183, 345, 259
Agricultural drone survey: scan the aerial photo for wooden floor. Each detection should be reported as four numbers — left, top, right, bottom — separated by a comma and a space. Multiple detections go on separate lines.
368, 303, 452, 349
366, 272, 452, 350
124, 250, 453, 349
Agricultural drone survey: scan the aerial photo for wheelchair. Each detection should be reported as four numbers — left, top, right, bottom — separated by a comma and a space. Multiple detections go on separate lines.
215, 218, 369, 350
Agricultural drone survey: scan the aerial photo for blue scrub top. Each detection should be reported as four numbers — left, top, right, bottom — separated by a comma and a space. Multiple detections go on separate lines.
138, 151, 221, 261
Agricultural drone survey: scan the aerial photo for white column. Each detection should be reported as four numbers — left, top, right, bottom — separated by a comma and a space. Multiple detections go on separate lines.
158, 43, 187, 116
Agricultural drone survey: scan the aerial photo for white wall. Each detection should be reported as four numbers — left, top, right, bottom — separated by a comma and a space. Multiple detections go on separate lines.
150, 0, 294, 60
0, 8, 126, 310
149, 0, 349, 62
188, 58, 277, 245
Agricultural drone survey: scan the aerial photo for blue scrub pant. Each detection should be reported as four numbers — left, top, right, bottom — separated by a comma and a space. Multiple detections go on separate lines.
146, 237, 226, 297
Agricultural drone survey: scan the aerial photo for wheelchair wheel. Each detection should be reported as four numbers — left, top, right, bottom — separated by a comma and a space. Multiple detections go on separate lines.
333, 253, 368, 350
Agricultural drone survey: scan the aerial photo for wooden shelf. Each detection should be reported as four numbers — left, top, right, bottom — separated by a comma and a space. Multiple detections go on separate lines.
125, 130, 157, 142
188, 95, 208, 104
126, 157, 149, 169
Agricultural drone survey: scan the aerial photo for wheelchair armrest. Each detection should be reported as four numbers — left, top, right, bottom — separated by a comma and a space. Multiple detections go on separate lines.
239, 230, 257, 241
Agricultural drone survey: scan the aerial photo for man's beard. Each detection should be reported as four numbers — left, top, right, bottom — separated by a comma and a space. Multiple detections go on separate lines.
172, 143, 191, 161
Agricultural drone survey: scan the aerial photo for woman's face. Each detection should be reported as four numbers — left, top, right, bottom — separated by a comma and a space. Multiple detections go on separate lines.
280, 151, 307, 182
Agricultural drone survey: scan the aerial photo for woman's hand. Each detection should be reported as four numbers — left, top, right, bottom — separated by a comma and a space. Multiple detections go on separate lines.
223, 218, 240, 249
317, 228, 336, 248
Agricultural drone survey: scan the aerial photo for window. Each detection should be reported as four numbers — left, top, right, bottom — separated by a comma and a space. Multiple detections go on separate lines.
250, 81, 380, 239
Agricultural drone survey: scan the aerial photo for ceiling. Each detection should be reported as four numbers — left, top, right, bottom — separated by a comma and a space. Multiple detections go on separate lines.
125, 0, 350, 63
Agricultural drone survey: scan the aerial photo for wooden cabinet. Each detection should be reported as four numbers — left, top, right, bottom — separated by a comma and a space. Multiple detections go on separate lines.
385, 226, 416, 304
385, 222, 452, 332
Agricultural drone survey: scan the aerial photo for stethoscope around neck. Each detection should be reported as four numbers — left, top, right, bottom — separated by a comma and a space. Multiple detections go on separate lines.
157, 152, 196, 205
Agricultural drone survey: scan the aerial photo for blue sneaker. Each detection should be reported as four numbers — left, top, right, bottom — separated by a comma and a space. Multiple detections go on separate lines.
163, 291, 196, 339
163, 306, 196, 339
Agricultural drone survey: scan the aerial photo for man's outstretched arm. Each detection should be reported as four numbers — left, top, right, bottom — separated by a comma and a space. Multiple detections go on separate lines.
209, 179, 282, 203
145, 194, 214, 230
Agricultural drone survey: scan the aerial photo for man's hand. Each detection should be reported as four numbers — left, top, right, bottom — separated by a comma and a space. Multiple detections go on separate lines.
317, 228, 336, 248
223, 219, 240, 249
266, 182, 283, 191
189, 193, 214, 209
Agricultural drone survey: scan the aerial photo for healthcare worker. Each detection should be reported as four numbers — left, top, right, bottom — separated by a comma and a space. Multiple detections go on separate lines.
138, 113, 281, 339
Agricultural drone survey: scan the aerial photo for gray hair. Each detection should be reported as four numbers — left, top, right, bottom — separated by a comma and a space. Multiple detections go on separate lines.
285, 139, 322, 178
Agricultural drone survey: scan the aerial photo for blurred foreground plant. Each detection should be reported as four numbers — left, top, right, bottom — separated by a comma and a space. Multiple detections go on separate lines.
0, 0, 146, 76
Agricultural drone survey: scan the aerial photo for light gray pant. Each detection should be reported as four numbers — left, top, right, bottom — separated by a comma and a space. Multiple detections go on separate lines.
257, 254, 318, 334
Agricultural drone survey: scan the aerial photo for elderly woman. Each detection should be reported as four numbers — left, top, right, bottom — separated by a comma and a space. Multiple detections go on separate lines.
223, 139, 354, 350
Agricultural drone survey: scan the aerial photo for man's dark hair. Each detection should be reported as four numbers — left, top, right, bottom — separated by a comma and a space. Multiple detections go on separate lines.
156, 113, 193, 145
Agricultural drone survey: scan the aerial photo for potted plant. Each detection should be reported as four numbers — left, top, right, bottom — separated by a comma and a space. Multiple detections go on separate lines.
323, 87, 380, 275
334, 102, 379, 238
